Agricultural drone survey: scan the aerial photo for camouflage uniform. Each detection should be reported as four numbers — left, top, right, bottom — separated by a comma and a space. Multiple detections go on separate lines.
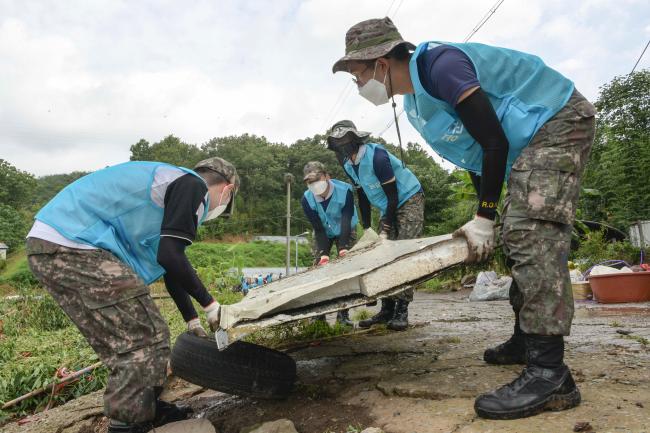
502, 90, 596, 336
25, 237, 170, 424
379, 191, 425, 301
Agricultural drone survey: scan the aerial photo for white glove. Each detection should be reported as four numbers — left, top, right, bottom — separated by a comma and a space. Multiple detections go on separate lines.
187, 318, 208, 338
204, 301, 221, 332
453, 215, 495, 262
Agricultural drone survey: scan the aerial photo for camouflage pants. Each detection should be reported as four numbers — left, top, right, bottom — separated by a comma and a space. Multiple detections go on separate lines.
502, 90, 596, 336
25, 238, 170, 423
380, 191, 425, 302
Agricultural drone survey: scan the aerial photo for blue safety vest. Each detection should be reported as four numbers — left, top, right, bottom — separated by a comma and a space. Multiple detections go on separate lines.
304, 179, 359, 238
343, 143, 421, 216
35, 161, 209, 284
404, 41, 574, 175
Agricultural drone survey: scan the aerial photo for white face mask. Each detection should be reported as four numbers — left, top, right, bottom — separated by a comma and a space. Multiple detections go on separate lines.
358, 62, 389, 106
308, 180, 328, 196
204, 204, 228, 221
203, 183, 233, 221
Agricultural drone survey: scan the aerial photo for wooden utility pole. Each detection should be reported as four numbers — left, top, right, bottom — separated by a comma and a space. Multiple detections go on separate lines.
284, 173, 294, 276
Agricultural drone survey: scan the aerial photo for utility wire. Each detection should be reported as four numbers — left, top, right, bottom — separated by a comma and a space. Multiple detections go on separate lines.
392, 0, 406, 18
384, 0, 399, 17
462, 0, 505, 43
631, 37, 650, 74
320, 0, 404, 132
378, 0, 506, 138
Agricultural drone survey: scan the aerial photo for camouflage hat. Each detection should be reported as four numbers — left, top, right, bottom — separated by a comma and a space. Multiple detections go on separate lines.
303, 161, 327, 182
332, 17, 415, 73
327, 120, 370, 142
194, 157, 240, 192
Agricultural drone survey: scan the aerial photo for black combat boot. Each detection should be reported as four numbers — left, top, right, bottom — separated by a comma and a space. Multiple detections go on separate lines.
107, 420, 153, 433
154, 399, 193, 427
387, 299, 409, 331
336, 309, 353, 327
358, 298, 395, 328
475, 335, 581, 420
483, 313, 526, 365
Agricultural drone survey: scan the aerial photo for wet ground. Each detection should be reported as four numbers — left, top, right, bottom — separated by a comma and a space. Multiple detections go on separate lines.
5, 289, 650, 433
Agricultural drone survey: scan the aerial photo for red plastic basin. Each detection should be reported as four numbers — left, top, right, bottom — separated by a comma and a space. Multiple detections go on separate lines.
588, 272, 650, 304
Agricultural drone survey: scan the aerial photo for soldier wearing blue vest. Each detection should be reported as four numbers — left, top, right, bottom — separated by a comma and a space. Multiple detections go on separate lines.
25, 157, 240, 433
302, 161, 358, 326
332, 17, 596, 420
326, 120, 424, 331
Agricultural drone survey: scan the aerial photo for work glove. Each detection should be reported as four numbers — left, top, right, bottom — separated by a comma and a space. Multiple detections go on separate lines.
453, 215, 495, 262
204, 301, 221, 332
338, 249, 348, 258
318, 255, 330, 266
187, 318, 208, 338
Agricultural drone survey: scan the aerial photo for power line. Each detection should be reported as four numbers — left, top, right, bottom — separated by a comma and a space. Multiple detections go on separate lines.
631, 37, 650, 74
384, 0, 399, 16
320, 0, 405, 132
378, 0, 506, 138
462, 0, 505, 43
392, 0, 406, 18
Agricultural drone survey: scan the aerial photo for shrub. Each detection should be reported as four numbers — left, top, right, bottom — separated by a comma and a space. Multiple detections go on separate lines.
572, 230, 642, 269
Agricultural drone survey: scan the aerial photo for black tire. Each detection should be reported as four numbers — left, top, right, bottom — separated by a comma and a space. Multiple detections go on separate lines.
170, 332, 296, 399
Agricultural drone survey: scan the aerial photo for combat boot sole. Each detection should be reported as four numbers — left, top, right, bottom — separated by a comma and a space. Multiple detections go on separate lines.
475, 386, 581, 420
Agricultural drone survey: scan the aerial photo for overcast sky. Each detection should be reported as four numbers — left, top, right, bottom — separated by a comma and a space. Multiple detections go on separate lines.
1, 0, 649, 176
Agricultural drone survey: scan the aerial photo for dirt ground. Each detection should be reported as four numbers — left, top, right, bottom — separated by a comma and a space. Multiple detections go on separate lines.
4, 289, 649, 433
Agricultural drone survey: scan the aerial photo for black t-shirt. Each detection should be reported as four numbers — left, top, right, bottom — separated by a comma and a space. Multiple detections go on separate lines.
160, 174, 208, 243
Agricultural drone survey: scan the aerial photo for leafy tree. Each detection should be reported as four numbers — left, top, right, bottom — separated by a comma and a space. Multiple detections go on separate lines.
126, 133, 455, 238
0, 204, 28, 250
202, 134, 298, 235
33, 172, 89, 209
0, 159, 36, 210
130, 135, 204, 168
581, 70, 650, 228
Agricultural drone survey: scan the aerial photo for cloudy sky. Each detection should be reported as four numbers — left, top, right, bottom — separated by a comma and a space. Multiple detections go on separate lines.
1, 0, 649, 176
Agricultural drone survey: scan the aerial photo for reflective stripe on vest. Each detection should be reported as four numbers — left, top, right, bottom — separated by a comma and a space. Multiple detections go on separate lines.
343, 143, 421, 216
404, 41, 574, 175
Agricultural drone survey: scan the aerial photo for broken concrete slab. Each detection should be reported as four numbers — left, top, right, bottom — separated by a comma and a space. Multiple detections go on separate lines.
219, 235, 468, 344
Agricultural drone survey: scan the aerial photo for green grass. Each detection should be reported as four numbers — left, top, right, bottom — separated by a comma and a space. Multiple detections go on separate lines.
0, 240, 312, 424
0, 248, 35, 295
417, 276, 460, 294
244, 319, 353, 349
187, 240, 312, 269
620, 334, 649, 346
351, 309, 371, 321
